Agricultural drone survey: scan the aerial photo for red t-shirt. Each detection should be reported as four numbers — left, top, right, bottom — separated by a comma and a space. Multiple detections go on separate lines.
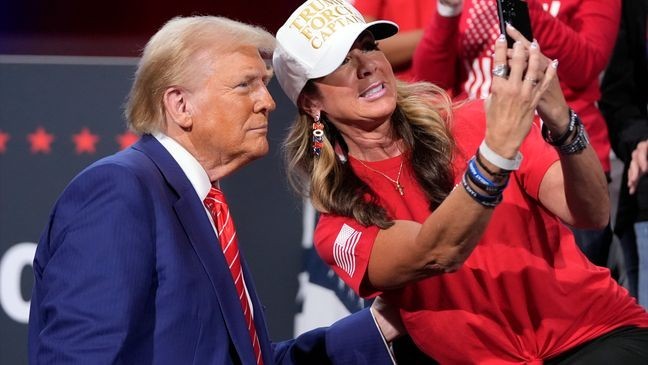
314, 100, 648, 363
354, 0, 436, 81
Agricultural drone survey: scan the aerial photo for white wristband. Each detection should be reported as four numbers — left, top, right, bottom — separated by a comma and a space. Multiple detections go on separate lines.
479, 141, 523, 171
437, 2, 463, 17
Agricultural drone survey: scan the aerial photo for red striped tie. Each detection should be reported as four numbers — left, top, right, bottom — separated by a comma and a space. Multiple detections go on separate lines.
204, 187, 263, 365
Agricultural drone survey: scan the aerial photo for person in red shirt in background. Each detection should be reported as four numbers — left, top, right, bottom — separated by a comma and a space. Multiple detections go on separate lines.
412, 0, 621, 269
354, 0, 435, 81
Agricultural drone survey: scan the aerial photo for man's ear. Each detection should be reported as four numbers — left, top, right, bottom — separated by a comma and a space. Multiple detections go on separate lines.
163, 87, 193, 131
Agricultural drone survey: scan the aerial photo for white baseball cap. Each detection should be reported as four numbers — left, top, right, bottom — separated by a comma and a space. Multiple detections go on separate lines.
273, 0, 399, 104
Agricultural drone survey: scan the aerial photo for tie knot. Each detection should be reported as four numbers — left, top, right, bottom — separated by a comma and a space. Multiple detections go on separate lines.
204, 187, 227, 212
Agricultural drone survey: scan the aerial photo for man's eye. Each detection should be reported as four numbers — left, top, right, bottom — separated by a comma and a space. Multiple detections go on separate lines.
237, 81, 250, 88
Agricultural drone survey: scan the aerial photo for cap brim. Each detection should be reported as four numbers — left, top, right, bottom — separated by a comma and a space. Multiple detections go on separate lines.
308, 20, 398, 80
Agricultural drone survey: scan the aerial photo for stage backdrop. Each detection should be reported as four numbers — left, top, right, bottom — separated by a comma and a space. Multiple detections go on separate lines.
0, 55, 322, 363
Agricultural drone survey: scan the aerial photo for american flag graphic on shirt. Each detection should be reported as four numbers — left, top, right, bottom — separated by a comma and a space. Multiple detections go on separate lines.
333, 224, 361, 277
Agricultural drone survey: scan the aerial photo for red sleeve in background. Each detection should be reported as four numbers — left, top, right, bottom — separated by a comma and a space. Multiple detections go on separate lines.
529, 0, 621, 89
412, 8, 461, 93
353, 0, 384, 19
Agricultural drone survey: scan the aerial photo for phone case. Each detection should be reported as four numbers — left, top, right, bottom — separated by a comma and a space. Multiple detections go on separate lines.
496, 0, 534, 48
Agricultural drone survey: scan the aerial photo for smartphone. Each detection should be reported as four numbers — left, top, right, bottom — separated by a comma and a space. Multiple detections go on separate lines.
496, 0, 534, 48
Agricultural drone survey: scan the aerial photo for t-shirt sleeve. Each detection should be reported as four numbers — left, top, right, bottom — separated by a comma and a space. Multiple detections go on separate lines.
314, 213, 382, 298
516, 122, 560, 200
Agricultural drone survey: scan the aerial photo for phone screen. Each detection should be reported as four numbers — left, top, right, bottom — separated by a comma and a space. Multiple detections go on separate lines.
496, 0, 534, 48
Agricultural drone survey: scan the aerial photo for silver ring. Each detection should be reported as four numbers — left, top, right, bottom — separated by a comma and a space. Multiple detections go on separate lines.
524, 77, 539, 86
492, 64, 509, 78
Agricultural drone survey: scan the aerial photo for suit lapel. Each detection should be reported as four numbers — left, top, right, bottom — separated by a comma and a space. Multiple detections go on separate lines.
133, 135, 257, 364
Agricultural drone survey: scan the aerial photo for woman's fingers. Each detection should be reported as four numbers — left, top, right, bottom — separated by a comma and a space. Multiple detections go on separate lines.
506, 23, 532, 46
507, 41, 527, 87
522, 41, 541, 93
491, 34, 509, 81
535, 58, 557, 98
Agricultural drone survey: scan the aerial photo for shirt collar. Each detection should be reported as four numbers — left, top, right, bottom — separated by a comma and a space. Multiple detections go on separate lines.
153, 132, 212, 201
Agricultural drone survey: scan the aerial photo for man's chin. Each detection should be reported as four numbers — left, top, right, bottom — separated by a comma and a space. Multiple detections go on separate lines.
243, 144, 270, 164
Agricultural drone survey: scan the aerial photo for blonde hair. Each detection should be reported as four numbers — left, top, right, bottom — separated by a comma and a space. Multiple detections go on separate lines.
125, 16, 275, 134
284, 80, 456, 228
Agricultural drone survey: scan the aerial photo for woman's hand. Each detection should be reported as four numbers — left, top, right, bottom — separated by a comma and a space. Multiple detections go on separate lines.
629, 140, 648, 194
503, 24, 569, 137
371, 296, 406, 343
484, 25, 555, 159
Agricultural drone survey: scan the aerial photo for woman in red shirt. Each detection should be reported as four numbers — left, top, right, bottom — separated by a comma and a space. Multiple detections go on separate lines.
273, 0, 648, 362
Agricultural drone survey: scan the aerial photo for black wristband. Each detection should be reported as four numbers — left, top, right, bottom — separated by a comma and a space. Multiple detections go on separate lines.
461, 172, 502, 208
475, 148, 511, 177
542, 109, 578, 147
557, 121, 589, 155
466, 158, 509, 194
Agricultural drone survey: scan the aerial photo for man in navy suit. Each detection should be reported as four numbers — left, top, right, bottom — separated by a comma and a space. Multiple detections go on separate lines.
28, 16, 401, 364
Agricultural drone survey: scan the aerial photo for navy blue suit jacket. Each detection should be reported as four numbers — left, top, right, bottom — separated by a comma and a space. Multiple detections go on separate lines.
29, 135, 393, 364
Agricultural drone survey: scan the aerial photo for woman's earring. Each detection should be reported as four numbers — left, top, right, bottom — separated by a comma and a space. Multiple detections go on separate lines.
312, 113, 324, 157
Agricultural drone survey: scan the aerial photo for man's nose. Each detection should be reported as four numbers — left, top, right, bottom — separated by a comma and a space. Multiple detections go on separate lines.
255, 84, 276, 114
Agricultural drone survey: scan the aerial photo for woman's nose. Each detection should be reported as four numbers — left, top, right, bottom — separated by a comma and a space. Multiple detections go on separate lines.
354, 52, 376, 79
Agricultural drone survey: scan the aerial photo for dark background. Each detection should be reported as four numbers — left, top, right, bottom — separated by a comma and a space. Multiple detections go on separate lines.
0, 1, 308, 363
0, 0, 302, 56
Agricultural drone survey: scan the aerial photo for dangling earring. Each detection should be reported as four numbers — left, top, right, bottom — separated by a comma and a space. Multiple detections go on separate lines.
312, 112, 324, 157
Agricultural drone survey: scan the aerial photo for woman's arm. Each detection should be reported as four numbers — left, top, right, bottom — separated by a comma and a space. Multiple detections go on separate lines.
517, 20, 611, 229
369, 35, 554, 289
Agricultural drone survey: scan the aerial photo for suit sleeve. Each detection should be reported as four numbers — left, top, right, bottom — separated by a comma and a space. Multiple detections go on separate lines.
529, 0, 621, 89
30, 163, 156, 363
271, 307, 394, 365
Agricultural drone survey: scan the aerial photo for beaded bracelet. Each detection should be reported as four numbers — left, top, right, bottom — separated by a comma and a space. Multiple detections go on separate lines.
541, 109, 590, 155
461, 172, 503, 208
467, 158, 509, 194
557, 120, 589, 155
479, 141, 523, 171
541, 108, 578, 147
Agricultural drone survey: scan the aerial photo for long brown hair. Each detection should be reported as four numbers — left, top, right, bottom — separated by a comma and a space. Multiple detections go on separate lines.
284, 80, 456, 229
